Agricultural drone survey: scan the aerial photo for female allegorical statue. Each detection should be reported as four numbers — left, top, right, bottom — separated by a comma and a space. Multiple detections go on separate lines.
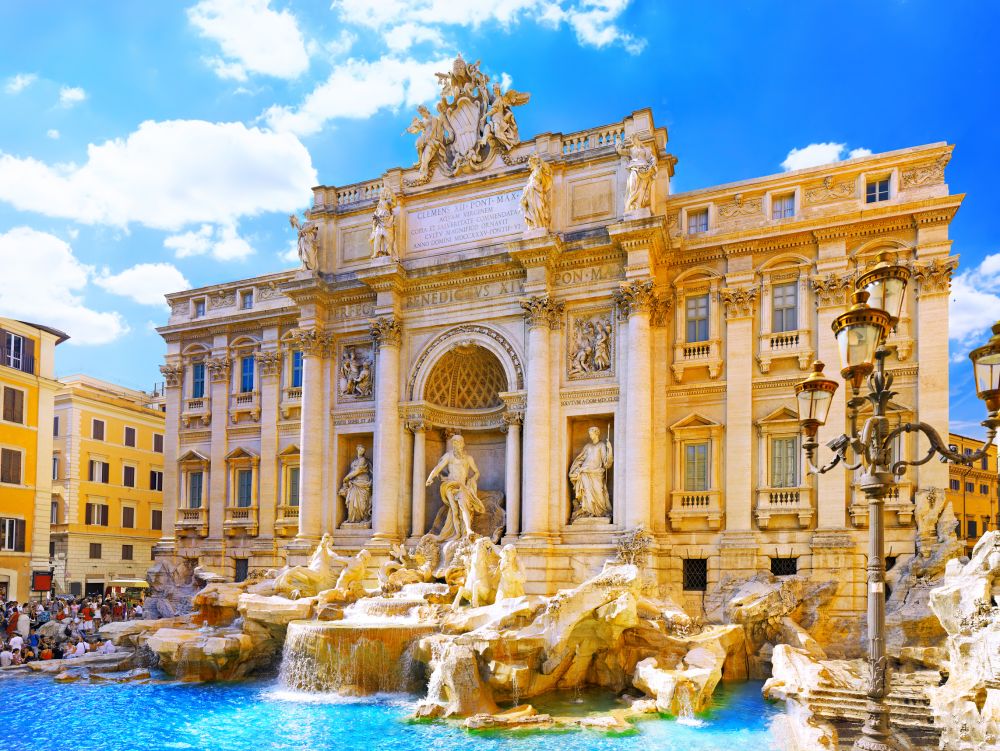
519, 154, 553, 231
569, 426, 614, 520
339, 444, 373, 524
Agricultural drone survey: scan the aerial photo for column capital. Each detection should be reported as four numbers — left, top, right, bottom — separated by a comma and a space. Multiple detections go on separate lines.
290, 327, 331, 358
257, 350, 282, 378
912, 256, 958, 296
369, 315, 402, 350
500, 411, 524, 433
159, 363, 184, 388
720, 284, 759, 318
405, 418, 427, 434
811, 272, 855, 308
520, 295, 564, 330
614, 279, 657, 319
205, 356, 231, 381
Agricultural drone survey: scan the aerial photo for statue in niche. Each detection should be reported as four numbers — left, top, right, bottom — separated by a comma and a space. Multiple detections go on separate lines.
569, 426, 614, 521
496, 544, 526, 601
339, 346, 373, 398
482, 83, 531, 151
569, 316, 613, 376
406, 103, 450, 183
426, 434, 485, 540
369, 185, 398, 261
616, 136, 657, 213
520, 154, 553, 232
339, 445, 373, 525
289, 214, 320, 271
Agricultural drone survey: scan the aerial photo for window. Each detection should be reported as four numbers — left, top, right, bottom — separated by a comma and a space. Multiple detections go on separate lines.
124, 426, 136, 447
983, 516, 991, 532
52, 455, 59, 480
0, 448, 22, 485
981, 484, 990, 495
153, 433, 164, 453
291, 350, 303, 388
966, 482, 975, 493
123, 465, 136, 488
194, 299, 206, 317
772, 193, 795, 220
770, 436, 799, 487
687, 208, 708, 234
2, 332, 33, 373
771, 557, 798, 576
151, 509, 163, 531
189, 471, 204, 508
89, 543, 102, 559
85, 503, 109, 526
240, 291, 253, 310
51, 501, 59, 524
53, 415, 59, 436
122, 507, 135, 529
236, 468, 253, 507
88, 459, 110, 483
685, 294, 710, 343
2, 387, 24, 424
0, 518, 25, 552
771, 283, 798, 333
967, 519, 978, 539
122, 544, 133, 561
239, 356, 255, 393
950, 479, 961, 491
150, 470, 164, 492
287, 466, 300, 506
92, 419, 105, 441
865, 178, 890, 204
684, 442, 709, 491
981, 456, 989, 470
682, 558, 708, 591
191, 362, 206, 399
234, 558, 249, 583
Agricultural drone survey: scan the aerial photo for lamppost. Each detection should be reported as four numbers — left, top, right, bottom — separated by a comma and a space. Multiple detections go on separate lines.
793, 253, 1000, 751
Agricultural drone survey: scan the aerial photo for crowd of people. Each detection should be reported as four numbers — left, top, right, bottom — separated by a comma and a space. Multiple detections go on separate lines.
1, 595, 143, 667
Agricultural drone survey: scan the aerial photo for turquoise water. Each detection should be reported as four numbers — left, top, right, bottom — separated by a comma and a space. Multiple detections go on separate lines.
0, 674, 781, 751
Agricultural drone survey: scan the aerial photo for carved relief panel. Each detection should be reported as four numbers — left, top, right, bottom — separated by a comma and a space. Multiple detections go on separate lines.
335, 339, 375, 403
566, 306, 615, 380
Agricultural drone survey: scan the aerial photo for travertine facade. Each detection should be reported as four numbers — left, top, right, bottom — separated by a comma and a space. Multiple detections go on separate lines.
156, 61, 961, 631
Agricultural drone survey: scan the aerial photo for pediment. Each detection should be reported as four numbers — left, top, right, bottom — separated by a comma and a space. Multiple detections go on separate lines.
178, 449, 209, 463
758, 406, 799, 425
225, 446, 259, 461
670, 412, 721, 432
278, 444, 300, 457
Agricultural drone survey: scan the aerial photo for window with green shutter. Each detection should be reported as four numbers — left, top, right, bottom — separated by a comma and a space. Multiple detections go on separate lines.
684, 442, 709, 491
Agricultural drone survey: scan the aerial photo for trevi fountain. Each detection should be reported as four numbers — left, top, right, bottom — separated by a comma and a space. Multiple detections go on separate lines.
4, 56, 999, 751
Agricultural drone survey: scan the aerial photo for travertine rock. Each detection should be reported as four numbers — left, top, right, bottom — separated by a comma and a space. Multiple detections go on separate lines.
928, 531, 1000, 750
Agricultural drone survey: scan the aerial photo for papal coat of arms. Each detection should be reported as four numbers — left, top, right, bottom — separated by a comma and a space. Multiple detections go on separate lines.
405, 55, 530, 185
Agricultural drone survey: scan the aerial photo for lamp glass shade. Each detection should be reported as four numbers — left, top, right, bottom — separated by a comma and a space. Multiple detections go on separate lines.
796, 387, 833, 426
835, 319, 884, 373
970, 322, 1000, 412
863, 275, 907, 322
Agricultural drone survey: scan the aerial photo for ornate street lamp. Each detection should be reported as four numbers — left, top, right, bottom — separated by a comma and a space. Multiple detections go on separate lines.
794, 257, 1000, 751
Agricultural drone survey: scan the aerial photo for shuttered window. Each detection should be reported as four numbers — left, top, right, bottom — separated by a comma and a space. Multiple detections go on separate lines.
1, 331, 35, 374
151, 509, 163, 530
239, 356, 255, 393
770, 437, 799, 488
191, 362, 206, 398
124, 426, 136, 447
291, 350, 303, 388
122, 507, 135, 528
0, 518, 26, 551
123, 465, 136, 487
92, 419, 105, 440
88, 460, 110, 483
122, 544, 133, 561
189, 472, 204, 508
85, 503, 109, 526
0, 448, 22, 485
684, 442, 709, 491
236, 469, 253, 507
2, 387, 24, 424
153, 433, 164, 453
150, 470, 163, 491
287, 466, 300, 506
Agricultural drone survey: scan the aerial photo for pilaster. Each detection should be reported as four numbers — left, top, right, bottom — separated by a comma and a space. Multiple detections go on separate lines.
157, 360, 183, 551
292, 324, 330, 545
206, 346, 231, 540
257, 343, 281, 540
370, 315, 403, 543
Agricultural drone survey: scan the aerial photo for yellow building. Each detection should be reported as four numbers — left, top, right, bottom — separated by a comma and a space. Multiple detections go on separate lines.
0, 318, 67, 601
947, 432, 998, 556
51, 375, 165, 598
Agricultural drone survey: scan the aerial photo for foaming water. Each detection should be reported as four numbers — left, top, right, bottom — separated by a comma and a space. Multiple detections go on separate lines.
0, 675, 782, 751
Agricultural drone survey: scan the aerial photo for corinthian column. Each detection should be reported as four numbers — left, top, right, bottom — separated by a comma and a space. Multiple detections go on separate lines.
294, 328, 328, 542
616, 280, 656, 529
370, 316, 403, 542
519, 296, 561, 541
503, 410, 523, 538
409, 420, 427, 538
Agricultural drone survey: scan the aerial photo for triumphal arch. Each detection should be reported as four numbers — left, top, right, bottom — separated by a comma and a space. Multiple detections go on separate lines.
157, 55, 961, 621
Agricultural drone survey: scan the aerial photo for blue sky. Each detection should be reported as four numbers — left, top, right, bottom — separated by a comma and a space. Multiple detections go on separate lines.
1, 1, 998, 436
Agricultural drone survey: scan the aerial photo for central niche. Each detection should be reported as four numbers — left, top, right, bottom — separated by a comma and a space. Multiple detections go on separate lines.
424, 343, 506, 410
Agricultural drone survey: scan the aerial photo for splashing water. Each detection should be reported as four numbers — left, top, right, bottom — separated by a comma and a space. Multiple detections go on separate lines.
675, 683, 706, 727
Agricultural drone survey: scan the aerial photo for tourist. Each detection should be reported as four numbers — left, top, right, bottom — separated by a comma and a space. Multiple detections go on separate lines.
0, 643, 12, 668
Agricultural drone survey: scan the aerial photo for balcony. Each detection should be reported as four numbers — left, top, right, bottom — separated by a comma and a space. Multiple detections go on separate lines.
181, 397, 211, 428
671, 339, 723, 382
756, 329, 814, 373
224, 506, 258, 536
275, 504, 300, 536
849, 482, 915, 527
229, 391, 260, 424
755, 487, 814, 529
280, 386, 302, 420
176, 507, 208, 536
668, 490, 723, 531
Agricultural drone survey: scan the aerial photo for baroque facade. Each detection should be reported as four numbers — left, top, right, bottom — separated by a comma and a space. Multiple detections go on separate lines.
156, 59, 961, 624
946, 432, 998, 556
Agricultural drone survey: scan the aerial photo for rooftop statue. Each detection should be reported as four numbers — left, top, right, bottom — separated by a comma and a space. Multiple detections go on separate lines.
520, 154, 552, 232
407, 54, 530, 185
616, 136, 657, 214
369, 184, 398, 261
289, 213, 319, 271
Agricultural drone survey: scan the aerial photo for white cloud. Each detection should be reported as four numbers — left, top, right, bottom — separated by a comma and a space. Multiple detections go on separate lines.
278, 238, 299, 265
0, 227, 127, 345
263, 55, 451, 136
323, 30, 357, 58
46, 129, 60, 140
5, 73, 37, 94
58, 86, 87, 107
95, 262, 192, 306
781, 142, 873, 171
164, 222, 254, 261
384, 23, 446, 52
188, 0, 310, 80
950, 253, 1000, 352
0, 119, 316, 231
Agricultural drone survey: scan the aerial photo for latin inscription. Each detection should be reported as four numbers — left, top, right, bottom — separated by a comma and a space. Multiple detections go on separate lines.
333, 302, 375, 321
553, 263, 624, 288
408, 191, 523, 252
404, 279, 524, 310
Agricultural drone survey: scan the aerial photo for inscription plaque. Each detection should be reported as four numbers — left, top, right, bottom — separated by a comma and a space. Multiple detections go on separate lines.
408, 190, 523, 252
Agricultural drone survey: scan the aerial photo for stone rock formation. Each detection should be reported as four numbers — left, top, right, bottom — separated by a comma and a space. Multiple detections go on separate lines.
928, 530, 1000, 750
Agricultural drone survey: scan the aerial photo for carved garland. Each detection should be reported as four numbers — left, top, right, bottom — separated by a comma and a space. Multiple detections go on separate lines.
805, 176, 855, 204
900, 158, 946, 189
720, 285, 759, 318
718, 193, 763, 219
407, 324, 524, 399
